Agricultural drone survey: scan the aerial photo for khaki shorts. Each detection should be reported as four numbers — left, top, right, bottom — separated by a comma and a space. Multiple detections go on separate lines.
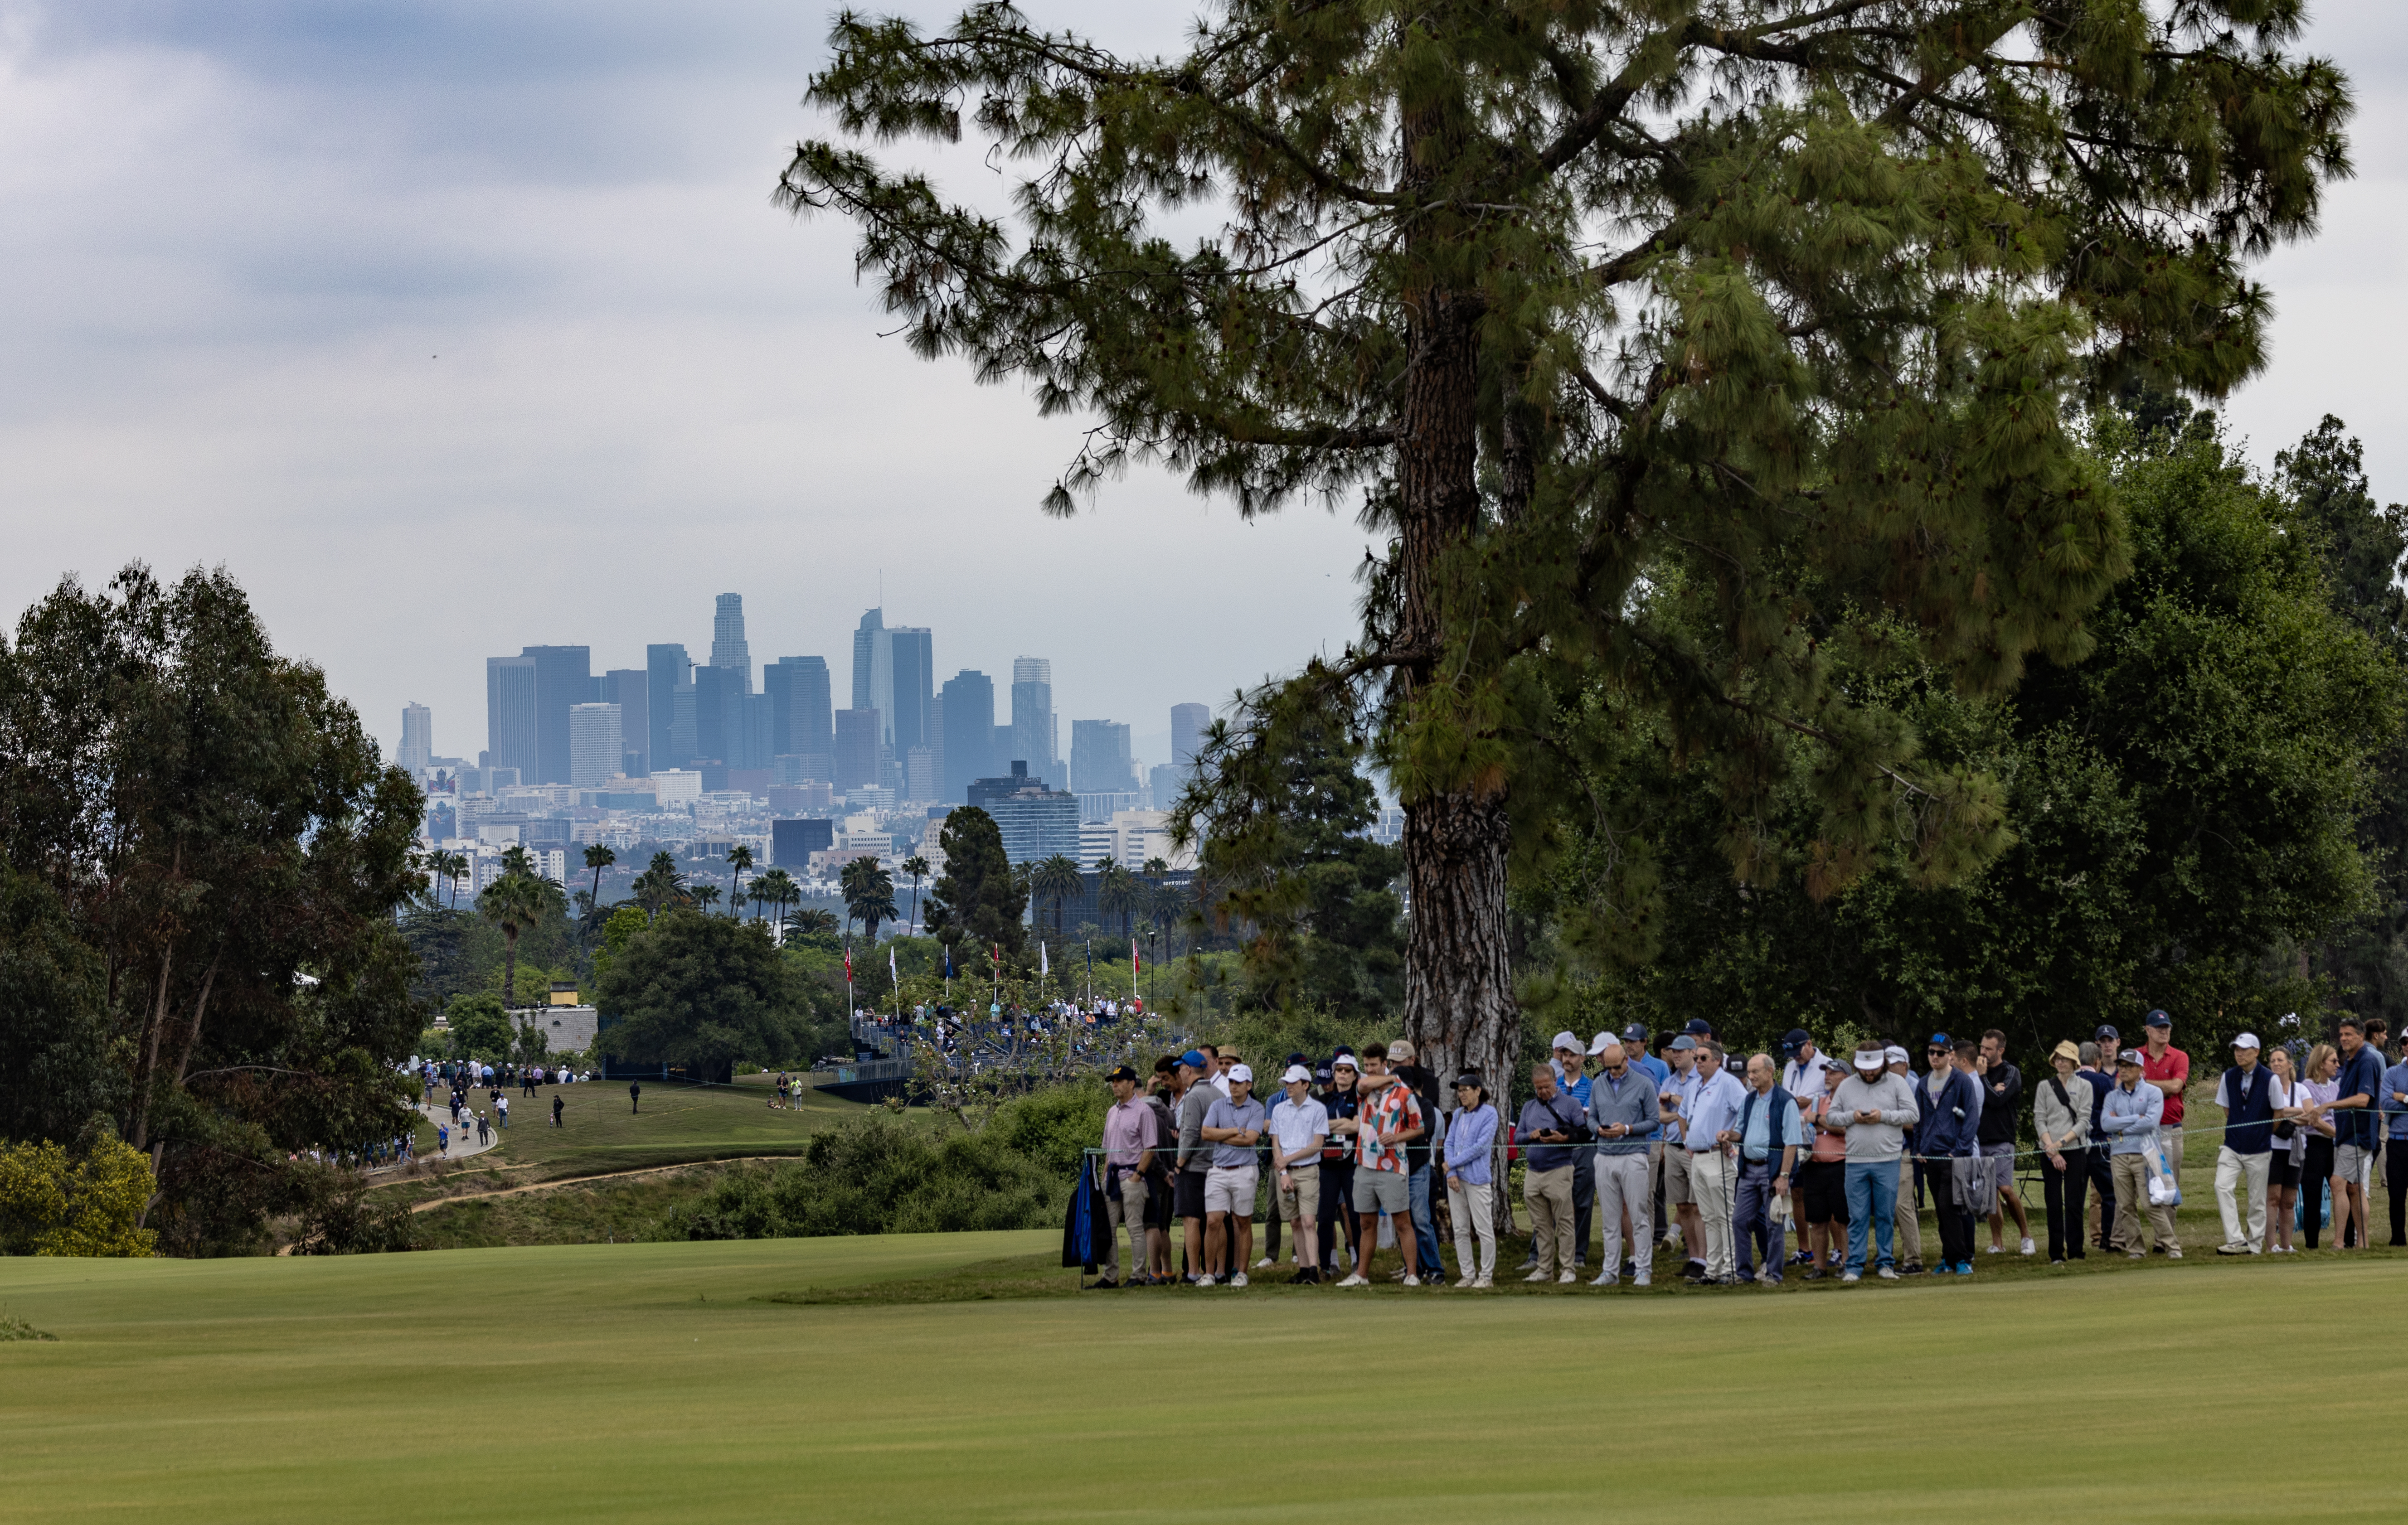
1276, 1167, 1321, 1224
1663, 1142, 1696, 1206
1204, 1165, 1259, 1216
1354, 1167, 1410, 1215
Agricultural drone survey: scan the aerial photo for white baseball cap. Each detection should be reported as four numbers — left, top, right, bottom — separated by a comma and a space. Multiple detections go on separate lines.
1853, 1048, 1885, 1071
2232, 1032, 2261, 1051
1587, 1031, 1617, 1055
1228, 1064, 1253, 1084
1281, 1063, 1312, 1084
1550, 1030, 1581, 1053
1884, 1046, 1909, 1066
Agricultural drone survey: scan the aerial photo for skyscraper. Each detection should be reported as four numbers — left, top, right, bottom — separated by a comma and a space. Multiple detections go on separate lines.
764, 655, 833, 775
1010, 657, 1058, 787
399, 703, 432, 771
851, 608, 885, 712
1071, 719, 1136, 794
886, 626, 933, 754
939, 669, 997, 802
1170, 702, 1209, 766
568, 703, 623, 787
600, 669, 648, 774
485, 656, 537, 781
834, 708, 882, 789
519, 645, 591, 784
692, 664, 745, 768
645, 644, 690, 770
710, 592, 751, 678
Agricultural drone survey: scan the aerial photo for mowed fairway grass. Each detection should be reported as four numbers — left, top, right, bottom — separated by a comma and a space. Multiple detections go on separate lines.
3, 1237, 2396, 1524
408, 1078, 879, 1181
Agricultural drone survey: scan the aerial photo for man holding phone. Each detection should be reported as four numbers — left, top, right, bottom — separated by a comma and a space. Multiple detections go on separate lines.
1518, 1064, 1588, 1283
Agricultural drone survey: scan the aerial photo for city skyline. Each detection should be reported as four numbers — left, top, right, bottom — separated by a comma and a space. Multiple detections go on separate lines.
5, 5, 2398, 782
451, 590, 1214, 794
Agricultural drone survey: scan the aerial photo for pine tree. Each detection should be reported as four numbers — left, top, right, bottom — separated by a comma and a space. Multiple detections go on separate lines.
786, 0, 2350, 1089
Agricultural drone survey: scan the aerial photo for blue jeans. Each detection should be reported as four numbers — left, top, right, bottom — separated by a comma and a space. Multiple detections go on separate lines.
1844, 1161, 1900, 1273
1408, 1164, 1442, 1272
1734, 1161, 1783, 1280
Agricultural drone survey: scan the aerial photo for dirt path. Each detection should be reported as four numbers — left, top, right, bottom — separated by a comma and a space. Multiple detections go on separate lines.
408, 1156, 796, 1213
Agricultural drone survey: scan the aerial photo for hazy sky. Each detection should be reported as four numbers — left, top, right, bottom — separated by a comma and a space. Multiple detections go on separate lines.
4, 3, 2401, 769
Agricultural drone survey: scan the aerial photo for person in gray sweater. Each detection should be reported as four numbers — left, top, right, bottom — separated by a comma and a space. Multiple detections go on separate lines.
1826, 1049, 1924, 1282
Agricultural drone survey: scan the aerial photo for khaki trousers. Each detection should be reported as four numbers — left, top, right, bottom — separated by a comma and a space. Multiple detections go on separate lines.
1524, 1165, 1575, 1276
2111, 1151, 2177, 1252
2214, 1146, 2268, 1250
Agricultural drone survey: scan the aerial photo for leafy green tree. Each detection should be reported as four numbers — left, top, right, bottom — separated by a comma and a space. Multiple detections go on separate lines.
592, 910, 813, 1075
476, 869, 567, 1009
923, 808, 1026, 964
2280, 417, 2408, 1026
0, 861, 119, 1145
0, 563, 424, 1254
1546, 415, 2404, 1063
1186, 705, 1404, 1022
786, 0, 2350, 1096
443, 992, 514, 1060
1030, 855, 1083, 939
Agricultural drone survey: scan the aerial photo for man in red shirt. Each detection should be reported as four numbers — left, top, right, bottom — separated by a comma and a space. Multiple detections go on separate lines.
2141, 1011, 2190, 1191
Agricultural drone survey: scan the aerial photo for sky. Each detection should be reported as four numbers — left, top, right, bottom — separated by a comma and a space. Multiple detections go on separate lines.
3, 2, 2402, 770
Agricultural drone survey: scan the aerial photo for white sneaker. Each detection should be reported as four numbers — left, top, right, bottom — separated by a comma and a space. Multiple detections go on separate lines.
1194, 1274, 1218, 1287
1631, 1273, 1650, 1287
1454, 1275, 1477, 1288
1588, 1271, 1617, 1287
1840, 1271, 1861, 1284
2166, 1248, 2182, 1259
1401, 1274, 1421, 1287
1335, 1272, 1368, 1287
2019, 1237, 2035, 1256
1228, 1273, 1248, 1287
1875, 1266, 1899, 1281
1254, 1258, 1273, 1269
1472, 1274, 1493, 1288
1984, 1243, 2003, 1254
1557, 1270, 1576, 1284
1523, 1269, 1550, 1283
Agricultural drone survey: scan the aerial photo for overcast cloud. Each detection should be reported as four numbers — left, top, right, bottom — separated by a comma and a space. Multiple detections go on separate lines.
2, 2, 2401, 767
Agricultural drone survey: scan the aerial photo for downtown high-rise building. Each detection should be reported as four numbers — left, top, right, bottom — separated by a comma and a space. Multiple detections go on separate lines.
1071, 718, 1137, 794
485, 656, 536, 780
939, 669, 997, 803
519, 645, 591, 784
399, 702, 432, 771
709, 592, 751, 677
1170, 702, 1209, 766
1010, 656, 1058, 787
764, 655, 834, 779
850, 606, 932, 755
599, 669, 648, 774
646, 644, 691, 770
568, 702, 623, 787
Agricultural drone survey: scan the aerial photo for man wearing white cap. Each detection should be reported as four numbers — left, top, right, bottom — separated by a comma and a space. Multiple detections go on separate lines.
1198, 1065, 1267, 1285
1550, 1031, 1597, 1272
2211, 1033, 2276, 1255
1267, 1064, 1330, 1283
1828, 1045, 1923, 1282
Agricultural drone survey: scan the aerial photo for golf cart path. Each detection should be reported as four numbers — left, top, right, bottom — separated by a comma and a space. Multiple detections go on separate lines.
413, 1099, 499, 1163
408, 1155, 801, 1213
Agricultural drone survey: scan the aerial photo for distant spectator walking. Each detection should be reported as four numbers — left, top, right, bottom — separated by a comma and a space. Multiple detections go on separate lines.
551, 1093, 563, 1128
628, 1080, 641, 1114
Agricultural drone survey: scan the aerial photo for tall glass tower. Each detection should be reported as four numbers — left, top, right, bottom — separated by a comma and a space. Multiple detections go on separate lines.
710, 593, 751, 678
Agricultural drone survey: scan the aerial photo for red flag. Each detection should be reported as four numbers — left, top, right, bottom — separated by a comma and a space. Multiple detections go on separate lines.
843, 944, 853, 982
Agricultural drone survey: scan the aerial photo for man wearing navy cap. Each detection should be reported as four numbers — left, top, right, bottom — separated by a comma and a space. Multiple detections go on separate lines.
2140, 1012, 2190, 1195
1172, 1049, 1218, 1281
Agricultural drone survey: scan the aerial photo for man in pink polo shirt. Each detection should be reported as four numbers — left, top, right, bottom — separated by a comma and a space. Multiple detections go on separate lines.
2141, 1010, 2190, 1191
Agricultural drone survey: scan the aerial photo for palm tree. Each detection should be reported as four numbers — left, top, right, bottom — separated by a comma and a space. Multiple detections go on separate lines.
499, 842, 536, 879
1032, 854, 1084, 939
429, 848, 468, 909
726, 842, 754, 917
631, 850, 685, 921
791, 906, 839, 936
1095, 858, 1139, 939
752, 867, 799, 936
476, 868, 566, 1009
583, 842, 617, 912
842, 857, 898, 943
901, 853, 930, 934
694, 883, 723, 913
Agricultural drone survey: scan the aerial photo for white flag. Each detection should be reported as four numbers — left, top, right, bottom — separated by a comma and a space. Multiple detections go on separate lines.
888, 946, 898, 982
1040, 940, 1049, 977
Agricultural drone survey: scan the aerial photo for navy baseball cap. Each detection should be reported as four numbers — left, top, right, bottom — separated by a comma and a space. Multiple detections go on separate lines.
1782, 1028, 1811, 1051
1684, 1018, 1714, 1036
2095, 1024, 2120, 1042
1927, 1032, 1952, 1048
2144, 1009, 2171, 1029
1621, 1022, 1648, 1045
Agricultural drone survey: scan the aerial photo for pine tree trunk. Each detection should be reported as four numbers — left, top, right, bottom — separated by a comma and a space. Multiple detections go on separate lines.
1390, 224, 1518, 1099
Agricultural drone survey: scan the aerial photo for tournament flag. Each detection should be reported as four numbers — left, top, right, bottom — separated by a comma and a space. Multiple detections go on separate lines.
1040, 941, 1049, 978
843, 944, 853, 982
889, 946, 898, 983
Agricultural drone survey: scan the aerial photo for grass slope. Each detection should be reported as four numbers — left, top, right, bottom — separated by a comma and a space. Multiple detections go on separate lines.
401, 1080, 878, 1184
3, 1235, 2397, 1522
